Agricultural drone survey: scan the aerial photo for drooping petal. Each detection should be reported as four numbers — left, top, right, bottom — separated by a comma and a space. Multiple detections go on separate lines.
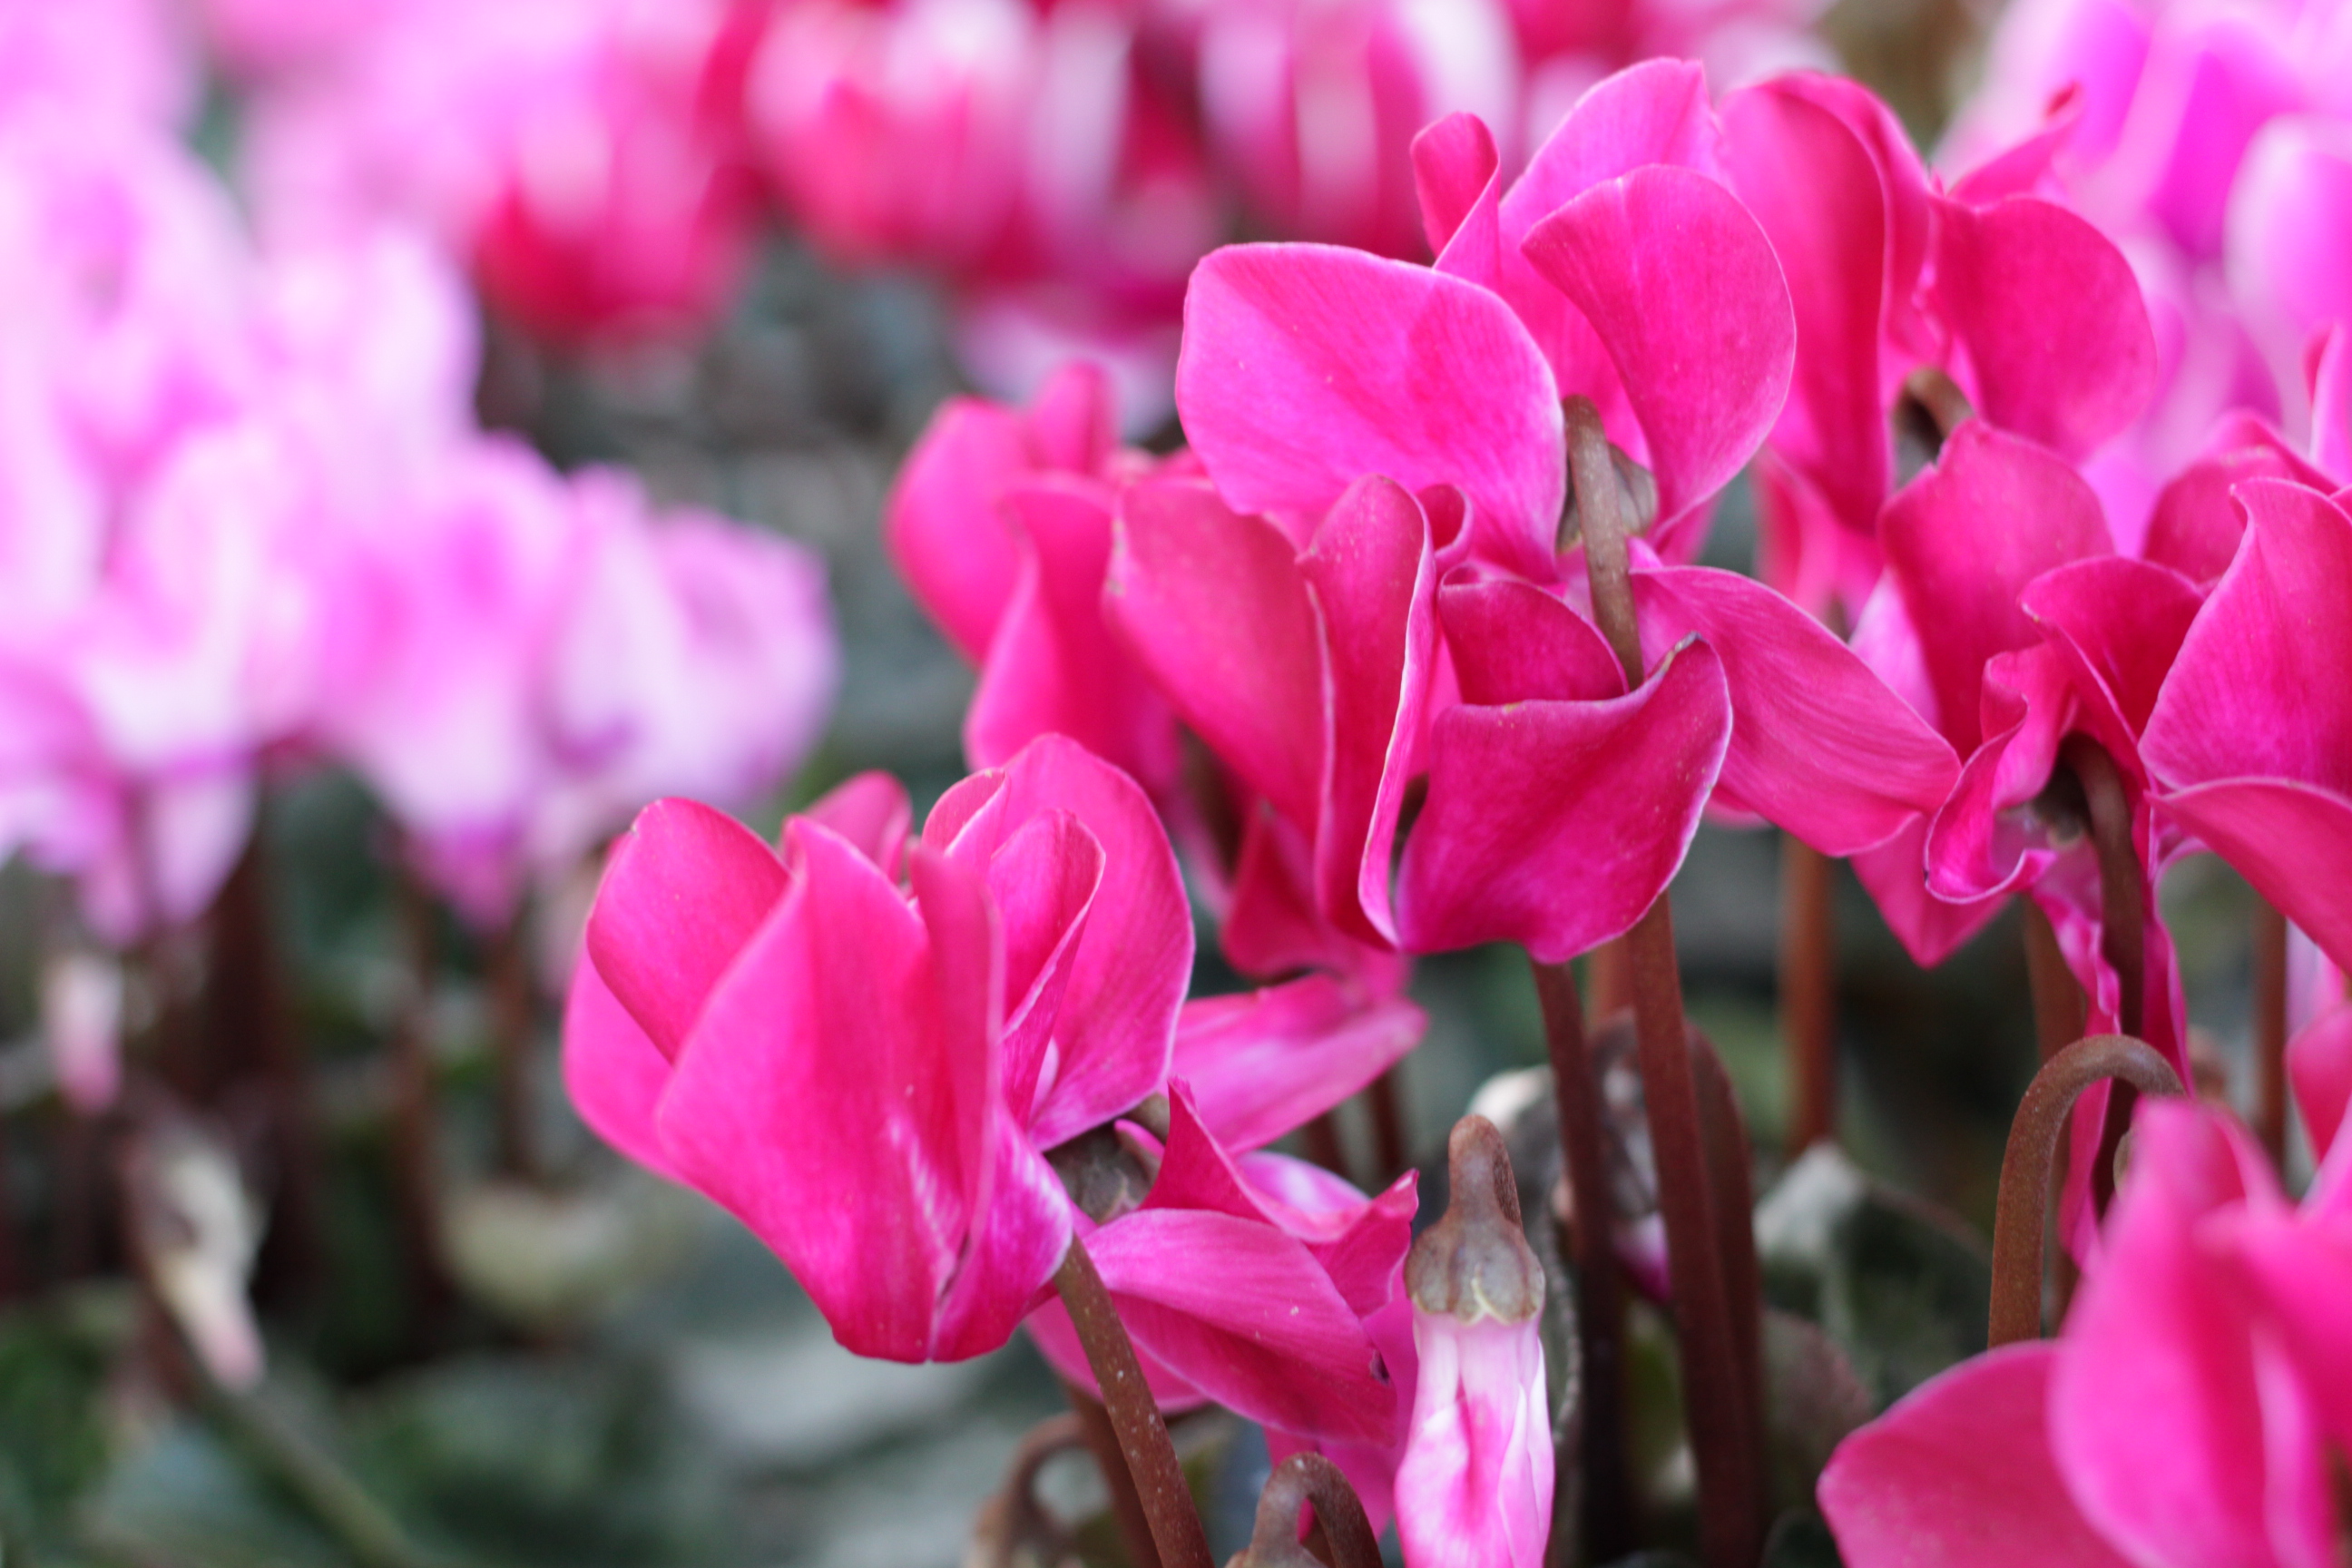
1633, 565, 1959, 856
561, 950, 680, 1181
657, 823, 985, 1362
1108, 476, 1324, 832
1087, 1208, 1398, 1445
1818, 1344, 2132, 1568
2142, 480, 2352, 972
1299, 475, 1436, 944
1930, 195, 2157, 461
1879, 421, 2114, 752
1521, 164, 1795, 525
1175, 244, 1563, 574
1172, 976, 1426, 1153
1397, 637, 1731, 963
584, 797, 790, 1063
926, 735, 1192, 1146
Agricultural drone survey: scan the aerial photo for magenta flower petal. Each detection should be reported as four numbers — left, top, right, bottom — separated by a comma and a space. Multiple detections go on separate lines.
1397, 637, 1731, 963
1086, 1208, 1397, 1446
1175, 244, 1563, 573
560, 951, 680, 1181
1395, 1315, 1553, 1568
1520, 163, 1796, 524
1505, 59, 1720, 215
657, 824, 987, 1361
1930, 196, 2157, 462
2023, 555, 2206, 759
1633, 565, 1959, 855
1411, 112, 1499, 258
1438, 578, 1624, 705
2143, 480, 2352, 972
1720, 80, 1892, 541
583, 797, 790, 1063
883, 396, 1029, 662
1880, 421, 2114, 752
1819, 1344, 2132, 1568
1850, 815, 2006, 967
979, 809, 1105, 1131
2289, 1005, 2352, 1161
801, 770, 911, 877
926, 735, 1191, 1147
1298, 475, 1438, 945
1171, 975, 1426, 1153
966, 478, 1178, 784
1109, 476, 1324, 831
2048, 1102, 2282, 1568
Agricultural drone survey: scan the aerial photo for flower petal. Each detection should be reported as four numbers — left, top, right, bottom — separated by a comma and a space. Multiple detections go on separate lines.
1172, 975, 1426, 1153
561, 949, 681, 1181
1520, 163, 1796, 524
884, 397, 1029, 662
583, 798, 790, 1063
802, 771, 911, 878
1397, 637, 1731, 963
1819, 1344, 2132, 1568
1175, 244, 1563, 574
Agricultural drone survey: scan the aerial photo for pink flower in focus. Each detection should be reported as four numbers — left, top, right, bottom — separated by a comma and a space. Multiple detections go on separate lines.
1821, 1096, 2352, 1568
564, 737, 1191, 1360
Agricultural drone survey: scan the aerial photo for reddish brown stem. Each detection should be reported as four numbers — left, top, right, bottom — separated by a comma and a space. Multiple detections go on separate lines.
2061, 735, 2147, 1217
2253, 898, 2289, 1163
1988, 1034, 2182, 1346
2021, 900, 2085, 1063
486, 916, 538, 1181
1691, 1030, 1767, 1507
1235, 1454, 1383, 1568
1567, 394, 1764, 1568
1052, 1238, 1213, 1568
971, 1414, 1086, 1568
1588, 939, 1632, 1020
1365, 1064, 1408, 1184
1779, 836, 1838, 1154
1302, 1111, 1348, 1181
1059, 1382, 1164, 1568
390, 872, 451, 1336
1530, 959, 1634, 1563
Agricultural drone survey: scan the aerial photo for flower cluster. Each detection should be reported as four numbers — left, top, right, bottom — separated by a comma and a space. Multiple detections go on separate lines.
0, 0, 838, 946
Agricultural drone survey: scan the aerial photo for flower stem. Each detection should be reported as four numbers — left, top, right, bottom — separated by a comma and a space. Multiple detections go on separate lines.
1530, 958, 1634, 1563
1367, 1064, 1409, 1183
2021, 900, 2085, 1063
1779, 835, 1838, 1154
2253, 898, 2288, 1164
485, 914, 538, 1181
390, 868, 451, 1340
1988, 1034, 2182, 1346
1052, 1237, 1213, 1568
2059, 735, 2147, 1217
1236, 1454, 1383, 1568
972, 1414, 1085, 1568
1566, 395, 1764, 1568
1690, 1029, 1766, 1498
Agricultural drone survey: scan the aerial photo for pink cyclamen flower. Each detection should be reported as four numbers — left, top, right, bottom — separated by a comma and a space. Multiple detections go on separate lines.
1395, 1115, 1551, 1568
885, 359, 1178, 789
564, 735, 1191, 1360
1821, 1095, 2352, 1567
2141, 475, 2352, 984
243, 0, 760, 346
0, 0, 195, 131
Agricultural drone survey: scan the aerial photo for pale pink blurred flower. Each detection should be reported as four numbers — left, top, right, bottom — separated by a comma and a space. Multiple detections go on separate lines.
0, 0, 198, 131
41, 950, 124, 1116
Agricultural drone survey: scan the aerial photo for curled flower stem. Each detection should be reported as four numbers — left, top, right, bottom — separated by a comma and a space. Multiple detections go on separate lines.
2060, 735, 2148, 1216
2253, 898, 2289, 1163
1235, 1453, 1383, 1568
1988, 1034, 2183, 1346
1779, 836, 1838, 1154
1052, 1237, 1213, 1568
1529, 958, 1634, 1563
2021, 900, 2086, 1063
1566, 396, 1764, 1568
971, 1413, 1086, 1568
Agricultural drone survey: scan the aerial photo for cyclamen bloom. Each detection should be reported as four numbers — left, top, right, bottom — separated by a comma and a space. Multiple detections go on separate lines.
564, 736, 1192, 1360
1821, 1096, 2352, 1567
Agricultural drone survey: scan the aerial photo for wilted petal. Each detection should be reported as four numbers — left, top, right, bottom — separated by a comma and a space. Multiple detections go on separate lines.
1819, 1344, 2132, 1568
1398, 638, 1731, 963
1176, 245, 1563, 573
1521, 164, 1796, 524
1930, 196, 2157, 460
1109, 476, 1324, 832
1634, 565, 1958, 855
584, 798, 791, 1062
1087, 1208, 1397, 1445
1173, 976, 1426, 1153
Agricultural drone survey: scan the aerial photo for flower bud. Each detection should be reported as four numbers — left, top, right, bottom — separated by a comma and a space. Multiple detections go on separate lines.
1395, 1115, 1551, 1568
